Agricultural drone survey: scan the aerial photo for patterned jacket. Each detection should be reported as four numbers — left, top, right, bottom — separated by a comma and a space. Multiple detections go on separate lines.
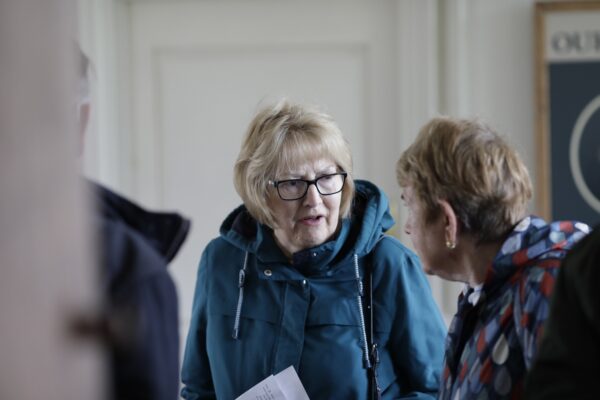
439, 216, 589, 400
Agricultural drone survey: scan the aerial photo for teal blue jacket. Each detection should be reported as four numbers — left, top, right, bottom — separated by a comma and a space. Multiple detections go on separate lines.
181, 180, 446, 399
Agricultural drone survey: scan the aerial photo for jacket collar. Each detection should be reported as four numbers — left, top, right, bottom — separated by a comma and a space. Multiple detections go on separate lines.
89, 180, 191, 262
482, 215, 589, 294
219, 180, 394, 274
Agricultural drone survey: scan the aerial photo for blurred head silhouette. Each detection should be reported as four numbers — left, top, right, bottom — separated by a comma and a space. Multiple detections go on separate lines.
75, 45, 91, 156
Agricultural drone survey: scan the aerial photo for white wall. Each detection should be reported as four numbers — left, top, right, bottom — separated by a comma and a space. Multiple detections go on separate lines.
78, 0, 538, 329
434, 0, 539, 316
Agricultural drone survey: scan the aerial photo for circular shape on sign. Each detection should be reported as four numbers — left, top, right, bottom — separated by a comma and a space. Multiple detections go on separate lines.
570, 95, 600, 213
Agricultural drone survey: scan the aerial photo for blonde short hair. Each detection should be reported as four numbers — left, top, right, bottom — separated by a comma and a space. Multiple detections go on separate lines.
234, 100, 355, 227
396, 116, 532, 243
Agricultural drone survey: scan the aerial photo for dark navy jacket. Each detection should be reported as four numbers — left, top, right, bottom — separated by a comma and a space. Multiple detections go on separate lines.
525, 224, 598, 400
91, 181, 190, 400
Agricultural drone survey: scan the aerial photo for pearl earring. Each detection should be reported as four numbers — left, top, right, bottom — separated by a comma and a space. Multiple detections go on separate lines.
446, 240, 456, 250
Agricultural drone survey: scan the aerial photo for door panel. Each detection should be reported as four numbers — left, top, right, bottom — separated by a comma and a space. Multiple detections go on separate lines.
127, 0, 400, 343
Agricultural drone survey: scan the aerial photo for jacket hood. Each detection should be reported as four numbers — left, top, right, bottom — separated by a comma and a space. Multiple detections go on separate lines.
486, 215, 590, 286
219, 179, 395, 264
90, 180, 191, 263
346, 179, 395, 256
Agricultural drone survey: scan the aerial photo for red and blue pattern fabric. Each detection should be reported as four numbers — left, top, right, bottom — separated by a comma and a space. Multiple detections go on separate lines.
439, 216, 590, 400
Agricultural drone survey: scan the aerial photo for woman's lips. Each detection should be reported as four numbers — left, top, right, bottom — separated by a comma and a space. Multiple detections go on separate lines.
300, 215, 323, 226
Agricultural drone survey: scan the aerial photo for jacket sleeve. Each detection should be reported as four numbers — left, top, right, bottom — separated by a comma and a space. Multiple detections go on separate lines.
181, 246, 215, 399
378, 238, 447, 399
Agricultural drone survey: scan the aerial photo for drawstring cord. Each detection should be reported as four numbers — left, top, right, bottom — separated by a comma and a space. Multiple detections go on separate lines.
354, 254, 371, 369
232, 252, 249, 339
232, 250, 371, 374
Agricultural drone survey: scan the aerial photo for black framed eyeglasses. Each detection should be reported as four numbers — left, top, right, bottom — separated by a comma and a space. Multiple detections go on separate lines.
269, 172, 348, 201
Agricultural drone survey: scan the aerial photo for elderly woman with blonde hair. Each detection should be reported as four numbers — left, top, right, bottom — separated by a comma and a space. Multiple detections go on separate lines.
396, 117, 589, 399
181, 100, 446, 399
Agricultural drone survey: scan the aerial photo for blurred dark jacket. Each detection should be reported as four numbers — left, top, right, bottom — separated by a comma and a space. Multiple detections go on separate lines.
525, 225, 599, 400
91, 181, 190, 400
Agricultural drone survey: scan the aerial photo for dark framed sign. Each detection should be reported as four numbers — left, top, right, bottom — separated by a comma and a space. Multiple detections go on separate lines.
535, 1, 600, 226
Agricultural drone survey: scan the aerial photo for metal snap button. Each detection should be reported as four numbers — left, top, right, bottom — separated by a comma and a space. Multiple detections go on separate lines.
264, 269, 272, 277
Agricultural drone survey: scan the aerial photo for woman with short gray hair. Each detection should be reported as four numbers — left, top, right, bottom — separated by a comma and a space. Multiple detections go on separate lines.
396, 116, 589, 399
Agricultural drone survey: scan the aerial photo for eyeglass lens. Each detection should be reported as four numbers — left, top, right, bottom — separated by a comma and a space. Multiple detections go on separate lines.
277, 173, 345, 200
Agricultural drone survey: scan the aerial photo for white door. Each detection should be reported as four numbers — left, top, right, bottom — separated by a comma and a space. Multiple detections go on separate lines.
125, 0, 408, 344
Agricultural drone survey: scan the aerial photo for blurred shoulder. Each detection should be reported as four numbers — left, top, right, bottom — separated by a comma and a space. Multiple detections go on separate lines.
371, 234, 419, 262
99, 216, 167, 285
202, 233, 248, 256
369, 235, 422, 278
204, 236, 232, 253
563, 226, 600, 266
199, 236, 244, 271
558, 226, 600, 290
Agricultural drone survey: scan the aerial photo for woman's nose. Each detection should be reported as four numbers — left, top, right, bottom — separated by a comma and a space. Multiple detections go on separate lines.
404, 222, 411, 235
303, 183, 322, 206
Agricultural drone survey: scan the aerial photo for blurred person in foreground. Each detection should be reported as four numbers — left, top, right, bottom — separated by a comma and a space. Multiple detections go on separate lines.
181, 99, 446, 399
524, 225, 599, 400
395, 116, 589, 399
76, 46, 190, 400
